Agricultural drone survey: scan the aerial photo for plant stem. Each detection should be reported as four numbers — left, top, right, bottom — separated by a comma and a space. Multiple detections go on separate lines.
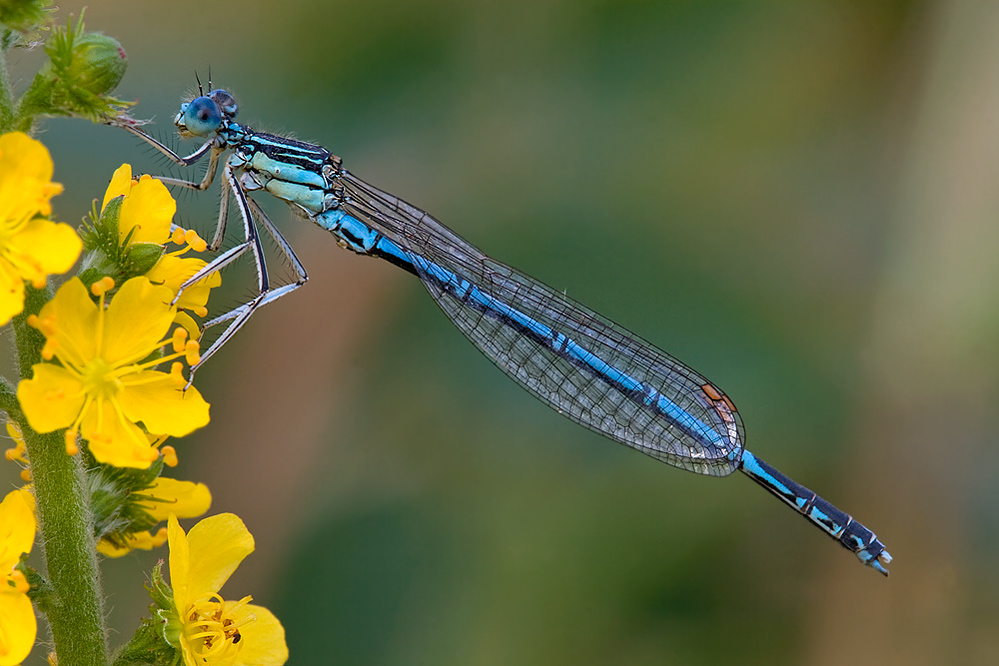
0, 27, 14, 131
13, 285, 109, 666
0, 376, 19, 417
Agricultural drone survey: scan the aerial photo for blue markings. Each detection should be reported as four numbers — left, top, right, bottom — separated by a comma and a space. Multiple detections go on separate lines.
341, 216, 381, 252
250, 151, 327, 189
265, 180, 325, 211
406, 253, 726, 450
739, 450, 891, 575
316, 209, 346, 231
805, 503, 844, 537
316, 209, 382, 252
373, 236, 413, 271
740, 451, 790, 497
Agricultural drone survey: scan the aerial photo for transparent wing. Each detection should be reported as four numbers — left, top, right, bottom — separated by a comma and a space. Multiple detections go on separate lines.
341, 171, 745, 476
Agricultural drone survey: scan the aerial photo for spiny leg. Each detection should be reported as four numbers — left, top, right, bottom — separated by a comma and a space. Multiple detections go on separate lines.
185, 163, 308, 381
116, 122, 222, 189
114, 123, 307, 378
114, 121, 212, 166
245, 195, 308, 284
112, 124, 245, 297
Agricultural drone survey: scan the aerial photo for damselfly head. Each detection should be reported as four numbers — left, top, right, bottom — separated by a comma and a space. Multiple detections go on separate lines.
175, 89, 238, 137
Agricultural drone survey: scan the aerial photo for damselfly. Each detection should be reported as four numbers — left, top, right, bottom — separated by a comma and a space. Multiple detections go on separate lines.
115, 83, 891, 576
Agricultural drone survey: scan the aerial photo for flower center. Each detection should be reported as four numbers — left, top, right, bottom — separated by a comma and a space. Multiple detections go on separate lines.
80, 357, 120, 399
182, 594, 253, 666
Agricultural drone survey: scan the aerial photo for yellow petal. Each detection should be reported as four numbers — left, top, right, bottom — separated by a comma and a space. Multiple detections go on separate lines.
183, 514, 254, 602
167, 515, 192, 609
118, 175, 175, 246
100, 277, 175, 366
0, 133, 55, 184
173, 311, 201, 339
0, 488, 35, 570
230, 603, 288, 666
37, 278, 99, 370
17, 364, 85, 434
0, 267, 25, 326
97, 528, 167, 558
101, 164, 133, 211
80, 400, 159, 469
6, 218, 82, 284
0, 487, 36, 666
0, 587, 36, 666
96, 538, 131, 558
116, 371, 210, 437
0, 132, 61, 222
143, 255, 191, 291
139, 478, 212, 522
146, 255, 222, 307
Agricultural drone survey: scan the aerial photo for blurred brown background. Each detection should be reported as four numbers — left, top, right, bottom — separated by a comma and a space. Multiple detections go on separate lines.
4, 1, 999, 663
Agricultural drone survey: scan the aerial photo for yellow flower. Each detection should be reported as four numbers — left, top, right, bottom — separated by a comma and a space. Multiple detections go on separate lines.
166, 514, 287, 666
0, 488, 36, 666
0, 132, 80, 326
102, 164, 220, 325
17, 276, 210, 469
102, 164, 176, 247
98, 477, 211, 557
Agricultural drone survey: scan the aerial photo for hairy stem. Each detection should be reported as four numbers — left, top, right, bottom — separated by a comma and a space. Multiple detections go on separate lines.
13, 285, 109, 666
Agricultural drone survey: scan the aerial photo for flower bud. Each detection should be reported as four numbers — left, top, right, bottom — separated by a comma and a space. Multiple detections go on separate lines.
125, 243, 165, 276
17, 15, 133, 125
47, 31, 128, 97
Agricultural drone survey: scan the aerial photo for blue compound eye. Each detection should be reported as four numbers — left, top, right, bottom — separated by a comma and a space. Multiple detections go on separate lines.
181, 96, 223, 136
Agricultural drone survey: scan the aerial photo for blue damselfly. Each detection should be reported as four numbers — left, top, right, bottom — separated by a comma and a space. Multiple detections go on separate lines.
115, 83, 892, 576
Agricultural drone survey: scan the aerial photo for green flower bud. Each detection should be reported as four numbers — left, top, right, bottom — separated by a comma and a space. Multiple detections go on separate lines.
45, 31, 127, 97
124, 243, 165, 276
15, 13, 133, 128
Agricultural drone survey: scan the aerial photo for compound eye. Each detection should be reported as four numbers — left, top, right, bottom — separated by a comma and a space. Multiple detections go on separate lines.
181, 96, 223, 136
208, 89, 238, 118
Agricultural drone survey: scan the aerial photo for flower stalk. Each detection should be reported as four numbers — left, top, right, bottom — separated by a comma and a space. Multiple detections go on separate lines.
15, 425, 109, 666
11, 286, 109, 666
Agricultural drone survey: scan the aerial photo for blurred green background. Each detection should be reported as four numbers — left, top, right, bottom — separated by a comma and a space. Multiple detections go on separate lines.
5, 0, 999, 663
